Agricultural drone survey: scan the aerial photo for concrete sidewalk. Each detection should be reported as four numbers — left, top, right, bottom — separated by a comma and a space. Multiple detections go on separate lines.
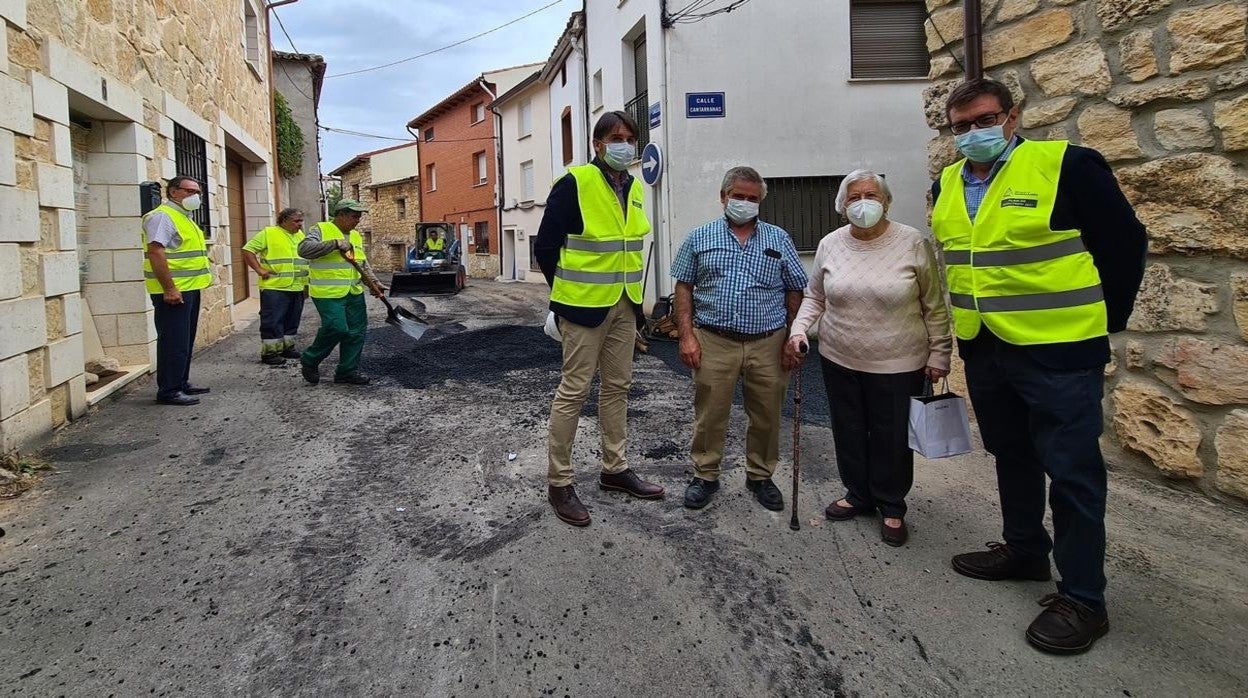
1, 281, 1245, 696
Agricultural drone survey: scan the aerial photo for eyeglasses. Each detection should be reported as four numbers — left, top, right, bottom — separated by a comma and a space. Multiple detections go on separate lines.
950, 111, 1008, 135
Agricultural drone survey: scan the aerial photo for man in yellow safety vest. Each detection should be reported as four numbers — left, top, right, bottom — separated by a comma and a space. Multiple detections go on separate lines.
142, 175, 214, 406
297, 199, 384, 386
931, 78, 1146, 655
533, 111, 665, 527
242, 207, 310, 365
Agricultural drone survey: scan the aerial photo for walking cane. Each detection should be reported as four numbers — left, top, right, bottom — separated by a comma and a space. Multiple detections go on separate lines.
789, 340, 808, 532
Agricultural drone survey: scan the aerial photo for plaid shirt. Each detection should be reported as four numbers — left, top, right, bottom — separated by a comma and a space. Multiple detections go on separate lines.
672, 217, 808, 334
962, 135, 1021, 221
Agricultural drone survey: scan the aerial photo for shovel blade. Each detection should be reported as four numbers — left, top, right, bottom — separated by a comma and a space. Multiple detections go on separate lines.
386, 313, 429, 339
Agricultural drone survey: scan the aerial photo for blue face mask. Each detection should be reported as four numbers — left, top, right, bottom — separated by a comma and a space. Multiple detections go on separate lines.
602, 142, 636, 171
955, 125, 1009, 163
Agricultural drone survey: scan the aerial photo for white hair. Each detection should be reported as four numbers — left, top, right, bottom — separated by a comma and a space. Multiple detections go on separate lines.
720, 166, 768, 199
834, 170, 892, 215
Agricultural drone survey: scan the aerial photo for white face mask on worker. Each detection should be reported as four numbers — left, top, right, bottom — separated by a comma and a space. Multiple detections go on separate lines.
180, 194, 202, 211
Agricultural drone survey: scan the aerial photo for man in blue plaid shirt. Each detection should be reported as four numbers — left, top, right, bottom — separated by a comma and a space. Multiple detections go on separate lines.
672, 166, 808, 511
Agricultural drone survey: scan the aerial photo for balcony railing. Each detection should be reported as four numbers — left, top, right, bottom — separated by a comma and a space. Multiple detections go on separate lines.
624, 91, 650, 152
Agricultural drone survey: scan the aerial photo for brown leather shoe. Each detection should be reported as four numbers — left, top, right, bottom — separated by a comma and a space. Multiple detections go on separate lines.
598, 469, 664, 499
825, 499, 872, 520
548, 485, 590, 527
881, 519, 908, 547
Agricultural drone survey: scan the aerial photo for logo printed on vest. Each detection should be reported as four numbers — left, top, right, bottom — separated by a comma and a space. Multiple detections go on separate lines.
1001, 186, 1039, 209
631, 199, 643, 210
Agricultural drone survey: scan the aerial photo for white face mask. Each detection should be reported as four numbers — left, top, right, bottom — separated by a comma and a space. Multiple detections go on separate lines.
846, 199, 884, 229
725, 198, 759, 225
180, 194, 202, 211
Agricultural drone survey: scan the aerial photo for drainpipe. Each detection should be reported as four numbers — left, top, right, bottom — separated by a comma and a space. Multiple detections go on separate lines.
581, 1, 590, 160
264, 0, 299, 212
963, 0, 984, 80
478, 77, 503, 278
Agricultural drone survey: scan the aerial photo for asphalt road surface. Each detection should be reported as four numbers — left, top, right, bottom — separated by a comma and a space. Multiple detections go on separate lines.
2, 281, 1246, 696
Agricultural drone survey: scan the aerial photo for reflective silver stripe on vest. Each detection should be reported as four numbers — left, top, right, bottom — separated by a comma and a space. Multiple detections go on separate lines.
264, 257, 303, 265
564, 238, 644, 253
972, 238, 1087, 267
554, 267, 644, 284
308, 278, 357, 286
270, 271, 304, 278
145, 269, 211, 279
943, 238, 1086, 268
308, 261, 355, 270
976, 285, 1104, 313
950, 292, 976, 309
165, 250, 209, 260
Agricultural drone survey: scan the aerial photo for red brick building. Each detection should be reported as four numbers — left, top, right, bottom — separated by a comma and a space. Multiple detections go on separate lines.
407, 79, 500, 279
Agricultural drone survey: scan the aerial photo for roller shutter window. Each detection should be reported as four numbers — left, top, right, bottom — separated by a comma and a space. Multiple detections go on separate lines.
850, 0, 929, 79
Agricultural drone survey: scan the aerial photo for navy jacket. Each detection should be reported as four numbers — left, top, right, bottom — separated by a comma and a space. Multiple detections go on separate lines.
931, 140, 1147, 369
534, 158, 644, 328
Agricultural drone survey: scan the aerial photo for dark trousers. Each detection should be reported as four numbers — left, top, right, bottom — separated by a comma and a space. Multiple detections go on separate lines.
964, 338, 1108, 610
820, 357, 924, 519
151, 289, 201, 400
258, 289, 305, 356
302, 293, 368, 378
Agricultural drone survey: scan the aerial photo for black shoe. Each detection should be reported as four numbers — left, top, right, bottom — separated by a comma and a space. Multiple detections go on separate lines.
951, 542, 1052, 582
280, 347, 301, 359
301, 362, 320, 385
156, 392, 200, 406
683, 477, 720, 509
745, 477, 784, 511
261, 354, 286, 366
881, 519, 908, 547
182, 385, 211, 395
334, 373, 371, 385
1025, 594, 1109, 655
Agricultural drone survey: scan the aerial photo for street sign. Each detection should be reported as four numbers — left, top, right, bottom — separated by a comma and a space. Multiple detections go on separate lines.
686, 92, 725, 119
641, 142, 662, 186
648, 102, 661, 129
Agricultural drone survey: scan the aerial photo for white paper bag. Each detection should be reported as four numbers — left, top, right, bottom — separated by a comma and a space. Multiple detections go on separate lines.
908, 382, 973, 459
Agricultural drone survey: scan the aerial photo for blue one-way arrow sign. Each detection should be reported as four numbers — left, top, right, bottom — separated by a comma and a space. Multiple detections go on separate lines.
641, 143, 662, 186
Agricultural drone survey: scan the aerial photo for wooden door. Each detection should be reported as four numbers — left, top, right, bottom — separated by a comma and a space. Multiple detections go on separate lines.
226, 158, 248, 302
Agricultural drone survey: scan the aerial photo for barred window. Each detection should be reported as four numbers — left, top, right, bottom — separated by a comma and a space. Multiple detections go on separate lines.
173, 123, 211, 234
759, 175, 846, 252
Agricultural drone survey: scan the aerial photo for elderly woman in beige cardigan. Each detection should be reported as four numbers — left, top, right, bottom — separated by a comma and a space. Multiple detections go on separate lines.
788, 170, 952, 547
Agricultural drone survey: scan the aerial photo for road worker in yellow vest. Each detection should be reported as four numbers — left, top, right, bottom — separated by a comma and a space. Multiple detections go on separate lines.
142, 175, 214, 407
297, 199, 385, 386
930, 79, 1146, 655
532, 111, 665, 527
242, 207, 310, 366
422, 229, 446, 259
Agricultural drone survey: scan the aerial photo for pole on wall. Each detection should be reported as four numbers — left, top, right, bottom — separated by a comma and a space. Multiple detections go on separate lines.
963, 0, 984, 80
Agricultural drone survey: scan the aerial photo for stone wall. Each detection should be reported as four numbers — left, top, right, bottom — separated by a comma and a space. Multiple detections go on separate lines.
274, 53, 325, 223
366, 179, 421, 272
0, 0, 274, 450
922, 0, 1248, 504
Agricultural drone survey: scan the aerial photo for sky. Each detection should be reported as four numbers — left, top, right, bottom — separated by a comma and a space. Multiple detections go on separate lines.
269, 0, 578, 177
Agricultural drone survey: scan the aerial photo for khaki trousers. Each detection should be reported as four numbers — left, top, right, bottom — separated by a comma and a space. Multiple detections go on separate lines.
547, 296, 636, 486
691, 328, 789, 481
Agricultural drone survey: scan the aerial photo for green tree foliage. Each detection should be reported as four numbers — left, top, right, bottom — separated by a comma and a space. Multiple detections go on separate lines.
275, 91, 304, 177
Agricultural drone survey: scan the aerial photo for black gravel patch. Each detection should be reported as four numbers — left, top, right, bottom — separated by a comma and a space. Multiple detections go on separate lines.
363, 324, 562, 390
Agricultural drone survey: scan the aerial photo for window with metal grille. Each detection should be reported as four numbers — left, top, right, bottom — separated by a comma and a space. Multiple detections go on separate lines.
173, 123, 211, 233
474, 221, 490, 253
850, 0, 929, 79
759, 175, 846, 252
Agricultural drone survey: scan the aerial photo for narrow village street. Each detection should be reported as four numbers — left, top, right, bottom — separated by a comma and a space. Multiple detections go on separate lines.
1, 281, 1245, 696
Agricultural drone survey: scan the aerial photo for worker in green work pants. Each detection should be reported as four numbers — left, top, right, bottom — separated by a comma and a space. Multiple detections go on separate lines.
298, 199, 384, 386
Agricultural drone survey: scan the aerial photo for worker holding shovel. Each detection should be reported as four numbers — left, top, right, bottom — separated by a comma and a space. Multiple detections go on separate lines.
298, 199, 385, 386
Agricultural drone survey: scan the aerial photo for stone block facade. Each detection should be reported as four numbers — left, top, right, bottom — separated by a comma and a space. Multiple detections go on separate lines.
0, 0, 275, 451
328, 145, 422, 273
923, 0, 1248, 503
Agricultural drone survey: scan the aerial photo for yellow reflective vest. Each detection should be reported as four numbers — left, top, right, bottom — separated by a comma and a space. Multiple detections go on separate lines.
249, 226, 309, 292
307, 222, 367, 299
931, 139, 1107, 345
550, 164, 650, 308
142, 203, 212, 294
425, 237, 445, 252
